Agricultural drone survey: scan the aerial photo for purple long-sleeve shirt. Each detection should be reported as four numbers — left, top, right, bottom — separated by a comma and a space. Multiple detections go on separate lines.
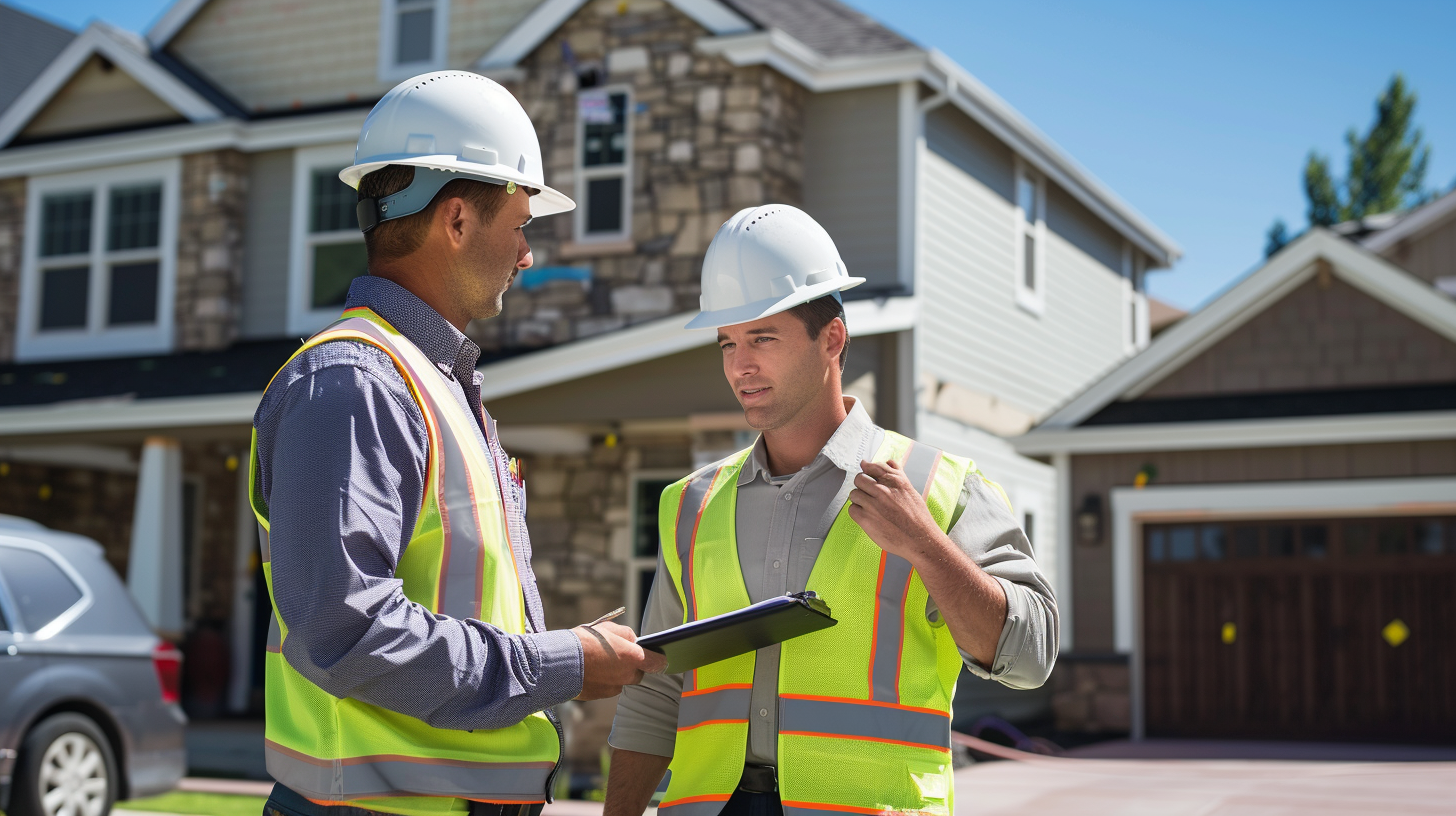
253, 275, 583, 734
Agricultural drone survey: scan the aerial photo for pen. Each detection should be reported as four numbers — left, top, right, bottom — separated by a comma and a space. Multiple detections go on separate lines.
585, 607, 627, 628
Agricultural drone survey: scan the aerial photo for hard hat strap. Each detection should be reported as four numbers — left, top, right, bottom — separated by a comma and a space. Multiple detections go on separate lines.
354, 167, 504, 233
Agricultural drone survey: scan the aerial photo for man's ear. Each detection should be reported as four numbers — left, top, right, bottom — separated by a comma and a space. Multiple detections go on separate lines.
438, 197, 470, 248
823, 317, 848, 361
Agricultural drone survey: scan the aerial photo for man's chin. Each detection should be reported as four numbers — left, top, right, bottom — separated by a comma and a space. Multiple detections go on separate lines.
741, 405, 780, 431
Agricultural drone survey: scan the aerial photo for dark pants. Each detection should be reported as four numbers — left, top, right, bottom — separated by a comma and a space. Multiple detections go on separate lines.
719, 787, 784, 816
262, 784, 546, 816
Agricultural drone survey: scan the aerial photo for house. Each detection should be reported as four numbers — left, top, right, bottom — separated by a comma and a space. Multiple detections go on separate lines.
1016, 189, 1456, 743
0, 0, 1179, 772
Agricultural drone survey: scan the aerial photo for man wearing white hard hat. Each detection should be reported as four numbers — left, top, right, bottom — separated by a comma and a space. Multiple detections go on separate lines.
604, 206, 1058, 816
249, 72, 662, 816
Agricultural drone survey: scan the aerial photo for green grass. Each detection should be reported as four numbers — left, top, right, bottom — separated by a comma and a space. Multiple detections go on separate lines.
114, 790, 268, 816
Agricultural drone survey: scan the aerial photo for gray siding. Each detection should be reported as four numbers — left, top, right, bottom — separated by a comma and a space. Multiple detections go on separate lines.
802, 85, 900, 293
239, 150, 292, 339
918, 106, 1130, 419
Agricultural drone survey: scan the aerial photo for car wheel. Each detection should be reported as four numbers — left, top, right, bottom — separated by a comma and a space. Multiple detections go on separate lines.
9, 712, 118, 816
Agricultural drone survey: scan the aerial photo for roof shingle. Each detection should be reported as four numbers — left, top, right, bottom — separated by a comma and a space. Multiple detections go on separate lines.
722, 0, 919, 58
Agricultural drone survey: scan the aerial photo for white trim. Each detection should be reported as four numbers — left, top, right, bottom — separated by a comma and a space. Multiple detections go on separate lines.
623, 468, 683, 629
1361, 187, 1456, 253
0, 536, 95, 640
0, 392, 260, 437
1012, 157, 1046, 315
1015, 410, 1456, 456
1051, 451, 1072, 652
377, 0, 451, 83
480, 296, 919, 401
475, 0, 752, 71
695, 30, 928, 94
1109, 476, 1456, 738
574, 86, 634, 244
146, 0, 210, 48
1033, 229, 1456, 431
896, 81, 916, 291
0, 110, 369, 181
17, 158, 181, 362
288, 143, 367, 337
0, 22, 223, 149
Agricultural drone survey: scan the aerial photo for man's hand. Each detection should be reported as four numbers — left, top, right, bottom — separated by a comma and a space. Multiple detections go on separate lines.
574, 621, 668, 701
847, 458, 942, 560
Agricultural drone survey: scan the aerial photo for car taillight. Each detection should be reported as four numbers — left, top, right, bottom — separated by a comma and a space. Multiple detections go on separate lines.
152, 642, 182, 705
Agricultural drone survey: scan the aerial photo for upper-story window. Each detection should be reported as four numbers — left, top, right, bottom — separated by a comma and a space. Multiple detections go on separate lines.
379, 0, 449, 81
18, 159, 179, 362
1013, 160, 1046, 315
575, 88, 633, 243
1122, 243, 1150, 353
289, 145, 368, 335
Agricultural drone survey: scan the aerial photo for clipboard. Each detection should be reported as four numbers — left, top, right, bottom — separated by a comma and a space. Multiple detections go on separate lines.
638, 592, 836, 674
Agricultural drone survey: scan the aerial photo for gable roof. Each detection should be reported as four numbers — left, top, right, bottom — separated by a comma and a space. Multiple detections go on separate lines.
1026, 228, 1456, 433
1360, 187, 1456, 254
0, 20, 223, 148
720, 0, 916, 57
0, 4, 75, 115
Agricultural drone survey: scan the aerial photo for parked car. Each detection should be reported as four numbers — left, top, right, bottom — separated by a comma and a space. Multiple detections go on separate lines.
0, 515, 186, 816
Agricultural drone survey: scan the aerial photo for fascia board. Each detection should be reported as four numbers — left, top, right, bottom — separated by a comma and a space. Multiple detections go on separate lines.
474, 0, 587, 70
1037, 230, 1336, 429
0, 392, 260, 437
0, 23, 223, 149
923, 50, 1181, 268
1331, 232, 1456, 344
146, 0, 210, 49
670, 0, 754, 34
694, 31, 926, 93
0, 110, 367, 180
1362, 188, 1456, 253
1013, 410, 1456, 456
479, 297, 917, 401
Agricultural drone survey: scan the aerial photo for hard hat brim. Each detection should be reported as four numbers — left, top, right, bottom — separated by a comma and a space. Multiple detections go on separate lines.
684, 277, 866, 330
340, 155, 575, 217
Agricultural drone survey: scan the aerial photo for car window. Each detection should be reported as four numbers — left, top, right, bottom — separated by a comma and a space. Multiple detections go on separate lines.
0, 546, 84, 632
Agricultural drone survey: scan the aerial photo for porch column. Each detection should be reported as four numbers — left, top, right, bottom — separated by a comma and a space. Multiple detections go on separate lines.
128, 436, 185, 639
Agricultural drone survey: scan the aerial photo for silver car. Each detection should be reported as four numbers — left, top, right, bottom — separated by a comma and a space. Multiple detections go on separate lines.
0, 516, 186, 816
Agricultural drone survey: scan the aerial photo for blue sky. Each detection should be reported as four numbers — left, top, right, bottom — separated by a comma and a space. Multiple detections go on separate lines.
12, 0, 1455, 310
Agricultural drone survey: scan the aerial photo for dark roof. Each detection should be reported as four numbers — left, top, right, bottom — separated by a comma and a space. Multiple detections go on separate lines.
1081, 382, 1456, 426
149, 47, 249, 119
722, 0, 918, 58
0, 3, 75, 115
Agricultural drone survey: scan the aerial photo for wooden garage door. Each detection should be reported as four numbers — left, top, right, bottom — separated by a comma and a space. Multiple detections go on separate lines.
1143, 515, 1456, 742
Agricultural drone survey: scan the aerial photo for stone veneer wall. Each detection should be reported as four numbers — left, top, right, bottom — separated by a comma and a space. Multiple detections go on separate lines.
468, 0, 807, 353
1051, 656, 1131, 734
175, 150, 249, 351
0, 459, 139, 571
0, 177, 25, 362
518, 429, 694, 773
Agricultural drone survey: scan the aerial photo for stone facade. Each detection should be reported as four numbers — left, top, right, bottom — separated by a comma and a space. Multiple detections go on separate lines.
467, 0, 807, 353
0, 459, 139, 572
1051, 657, 1131, 734
0, 177, 24, 363
175, 150, 249, 351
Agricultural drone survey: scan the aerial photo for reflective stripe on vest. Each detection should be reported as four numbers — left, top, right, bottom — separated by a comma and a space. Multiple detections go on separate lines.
249, 308, 557, 814
659, 433, 968, 816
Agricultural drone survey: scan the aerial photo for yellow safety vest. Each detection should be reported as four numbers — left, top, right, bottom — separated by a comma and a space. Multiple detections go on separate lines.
248, 307, 560, 816
657, 431, 976, 816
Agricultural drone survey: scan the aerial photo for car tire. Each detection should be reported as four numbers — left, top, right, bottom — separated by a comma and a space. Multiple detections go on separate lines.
9, 712, 118, 816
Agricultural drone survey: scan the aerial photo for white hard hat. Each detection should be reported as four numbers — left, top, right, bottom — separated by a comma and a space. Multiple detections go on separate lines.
686, 205, 865, 330
340, 71, 574, 224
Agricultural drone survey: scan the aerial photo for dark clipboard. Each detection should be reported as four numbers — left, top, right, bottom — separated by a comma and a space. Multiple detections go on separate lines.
638, 592, 836, 674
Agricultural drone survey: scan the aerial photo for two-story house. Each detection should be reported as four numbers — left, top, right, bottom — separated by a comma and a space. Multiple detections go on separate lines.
1018, 189, 1456, 744
0, 0, 1179, 772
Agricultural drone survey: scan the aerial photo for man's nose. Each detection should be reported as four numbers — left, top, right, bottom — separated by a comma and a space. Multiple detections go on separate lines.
517, 236, 533, 270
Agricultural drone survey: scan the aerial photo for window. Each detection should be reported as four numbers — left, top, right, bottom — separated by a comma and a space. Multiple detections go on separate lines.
626, 473, 679, 628
1122, 243, 1150, 353
0, 545, 86, 635
19, 159, 179, 362
378, 0, 449, 81
576, 88, 632, 243
1013, 160, 1045, 314
289, 145, 370, 335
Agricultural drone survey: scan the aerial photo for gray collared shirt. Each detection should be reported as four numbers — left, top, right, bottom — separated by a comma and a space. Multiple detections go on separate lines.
253, 276, 583, 733
608, 399, 1058, 763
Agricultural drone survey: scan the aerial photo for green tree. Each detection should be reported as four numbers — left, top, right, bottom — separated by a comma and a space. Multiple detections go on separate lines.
1264, 218, 1290, 257
1303, 74, 1432, 226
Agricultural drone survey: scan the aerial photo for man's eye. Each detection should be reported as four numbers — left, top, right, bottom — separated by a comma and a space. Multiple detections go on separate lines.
719, 343, 734, 351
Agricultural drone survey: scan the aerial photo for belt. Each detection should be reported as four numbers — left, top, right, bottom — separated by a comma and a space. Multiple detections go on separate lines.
470, 804, 545, 816
737, 764, 777, 794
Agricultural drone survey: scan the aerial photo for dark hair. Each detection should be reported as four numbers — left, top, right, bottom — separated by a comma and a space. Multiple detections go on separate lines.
786, 295, 849, 371
357, 164, 511, 266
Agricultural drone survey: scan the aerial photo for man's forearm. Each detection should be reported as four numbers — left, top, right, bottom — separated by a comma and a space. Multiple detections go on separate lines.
604, 749, 672, 816
908, 533, 1007, 666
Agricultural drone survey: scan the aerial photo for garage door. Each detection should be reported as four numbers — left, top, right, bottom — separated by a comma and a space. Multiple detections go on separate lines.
1142, 515, 1456, 742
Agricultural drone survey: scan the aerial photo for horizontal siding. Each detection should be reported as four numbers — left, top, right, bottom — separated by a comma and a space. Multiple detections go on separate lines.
802, 85, 900, 291
170, 0, 539, 113
1386, 212, 1456, 286
918, 144, 1130, 419
22, 56, 183, 139
239, 149, 292, 339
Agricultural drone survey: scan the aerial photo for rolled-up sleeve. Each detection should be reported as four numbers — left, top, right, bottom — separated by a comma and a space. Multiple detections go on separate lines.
257, 347, 583, 731
942, 473, 1059, 689
608, 549, 684, 758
